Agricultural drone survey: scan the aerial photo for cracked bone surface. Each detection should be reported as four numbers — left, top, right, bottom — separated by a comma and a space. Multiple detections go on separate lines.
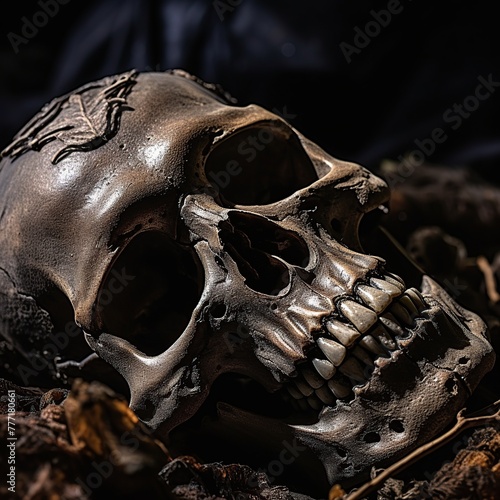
0, 69, 495, 491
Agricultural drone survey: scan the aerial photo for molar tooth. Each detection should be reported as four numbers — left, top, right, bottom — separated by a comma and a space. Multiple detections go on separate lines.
307, 395, 323, 410
406, 288, 427, 312
301, 367, 324, 389
317, 337, 347, 366
287, 385, 303, 400
339, 357, 366, 383
353, 345, 374, 367
315, 385, 336, 405
379, 312, 405, 336
370, 277, 402, 298
359, 335, 387, 356
399, 294, 419, 317
356, 284, 392, 313
312, 358, 336, 380
328, 378, 352, 399
295, 378, 314, 397
339, 300, 378, 333
326, 319, 361, 347
390, 301, 413, 326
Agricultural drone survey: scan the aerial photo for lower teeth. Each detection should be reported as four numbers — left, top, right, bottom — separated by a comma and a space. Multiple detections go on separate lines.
338, 357, 366, 383
379, 312, 405, 336
315, 385, 336, 405
359, 334, 387, 356
371, 325, 397, 350
328, 378, 351, 398
307, 395, 323, 410
352, 346, 375, 368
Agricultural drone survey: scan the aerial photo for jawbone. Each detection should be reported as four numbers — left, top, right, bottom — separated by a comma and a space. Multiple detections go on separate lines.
292, 275, 495, 486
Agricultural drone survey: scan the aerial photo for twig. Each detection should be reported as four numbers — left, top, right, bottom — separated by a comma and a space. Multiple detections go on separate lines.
477, 255, 500, 303
341, 399, 500, 500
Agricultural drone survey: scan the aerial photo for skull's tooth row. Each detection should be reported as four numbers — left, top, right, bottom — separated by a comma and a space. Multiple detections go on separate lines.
287, 371, 352, 410
317, 284, 427, 378
286, 275, 428, 411
331, 274, 407, 334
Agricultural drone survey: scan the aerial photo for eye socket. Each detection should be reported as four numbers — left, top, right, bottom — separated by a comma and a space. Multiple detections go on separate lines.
96, 231, 203, 356
204, 123, 318, 206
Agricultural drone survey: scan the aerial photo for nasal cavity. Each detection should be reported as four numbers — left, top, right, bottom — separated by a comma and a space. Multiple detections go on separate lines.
219, 212, 310, 295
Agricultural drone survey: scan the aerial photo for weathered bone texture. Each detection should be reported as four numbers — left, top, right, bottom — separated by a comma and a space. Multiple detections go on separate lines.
0, 69, 495, 487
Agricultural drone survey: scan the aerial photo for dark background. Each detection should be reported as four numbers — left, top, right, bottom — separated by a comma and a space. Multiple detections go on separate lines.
1, 0, 499, 181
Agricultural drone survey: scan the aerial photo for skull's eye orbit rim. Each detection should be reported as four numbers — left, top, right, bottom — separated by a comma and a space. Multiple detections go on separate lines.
94, 230, 204, 356
203, 122, 319, 207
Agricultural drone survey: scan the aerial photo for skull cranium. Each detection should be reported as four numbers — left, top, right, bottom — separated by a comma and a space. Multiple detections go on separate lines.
0, 69, 495, 491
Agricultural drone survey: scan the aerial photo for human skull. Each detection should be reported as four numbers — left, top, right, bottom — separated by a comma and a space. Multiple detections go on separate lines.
0, 70, 495, 489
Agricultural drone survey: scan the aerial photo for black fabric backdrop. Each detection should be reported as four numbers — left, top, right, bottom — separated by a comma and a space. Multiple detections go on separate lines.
1, 0, 499, 181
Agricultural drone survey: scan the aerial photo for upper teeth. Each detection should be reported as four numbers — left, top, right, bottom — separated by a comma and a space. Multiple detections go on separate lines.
325, 320, 360, 347
339, 300, 378, 333
285, 273, 428, 412
356, 284, 392, 313
385, 272, 406, 287
370, 277, 404, 297
317, 337, 347, 366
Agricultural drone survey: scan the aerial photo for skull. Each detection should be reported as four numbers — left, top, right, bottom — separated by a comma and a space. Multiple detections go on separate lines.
0, 70, 494, 490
